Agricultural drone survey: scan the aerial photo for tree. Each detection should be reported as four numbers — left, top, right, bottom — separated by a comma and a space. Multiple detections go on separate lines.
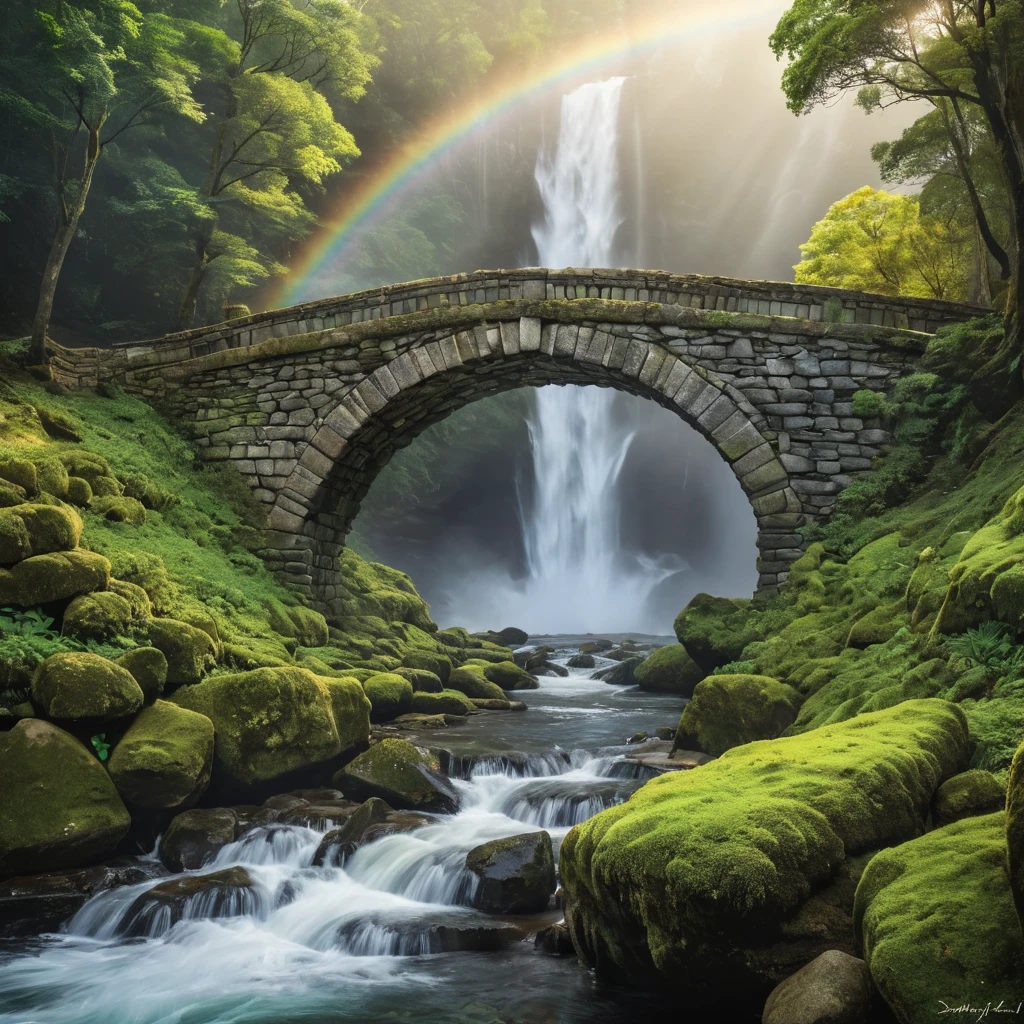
0, 0, 203, 362
771, 1, 1024, 357
795, 186, 971, 300
174, 0, 376, 329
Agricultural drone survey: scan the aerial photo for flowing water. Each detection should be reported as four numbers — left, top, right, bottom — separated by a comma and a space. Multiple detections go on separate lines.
0, 637, 685, 1024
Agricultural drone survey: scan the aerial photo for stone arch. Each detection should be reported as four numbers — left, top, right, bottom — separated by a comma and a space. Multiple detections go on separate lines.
260, 318, 801, 619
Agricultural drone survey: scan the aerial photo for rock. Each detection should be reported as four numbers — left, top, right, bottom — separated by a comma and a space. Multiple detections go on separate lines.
0, 719, 131, 877
172, 667, 370, 790
470, 698, 513, 711
634, 644, 705, 696
65, 477, 92, 507
146, 618, 217, 688
932, 769, 1005, 826
0, 503, 81, 564
447, 666, 508, 701
401, 650, 452, 684
389, 712, 451, 729
0, 483, 25, 508
393, 667, 443, 693
559, 700, 969, 994
35, 407, 81, 442
595, 657, 643, 685
31, 651, 144, 721
567, 654, 595, 669
108, 578, 152, 621
677, 674, 802, 757
89, 495, 147, 524
119, 867, 260, 938
335, 738, 459, 814
535, 921, 575, 955
0, 548, 110, 606
0, 860, 154, 937
857, 812, 1024, 1023
61, 591, 134, 643
761, 950, 872, 1024
362, 672, 414, 723
579, 640, 614, 655
624, 740, 712, 773
846, 602, 904, 649
115, 647, 168, 703
410, 690, 474, 716
159, 807, 239, 872
674, 592, 756, 672
108, 700, 214, 810
532, 660, 569, 678
466, 831, 556, 914
472, 627, 529, 647
312, 797, 391, 865
476, 660, 539, 691
1007, 739, 1024, 923
0, 457, 38, 495
264, 600, 329, 647
517, 647, 554, 670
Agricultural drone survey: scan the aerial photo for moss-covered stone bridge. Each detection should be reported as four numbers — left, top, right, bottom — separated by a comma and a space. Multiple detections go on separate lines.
50, 269, 985, 617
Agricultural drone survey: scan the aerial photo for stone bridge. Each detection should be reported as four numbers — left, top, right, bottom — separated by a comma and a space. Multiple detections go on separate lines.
51, 269, 985, 618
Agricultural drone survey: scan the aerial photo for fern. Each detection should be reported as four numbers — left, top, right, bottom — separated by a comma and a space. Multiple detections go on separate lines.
946, 622, 1024, 673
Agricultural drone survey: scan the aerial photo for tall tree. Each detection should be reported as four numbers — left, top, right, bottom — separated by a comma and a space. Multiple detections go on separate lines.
771, 0, 1024, 360
0, 0, 203, 362
174, 0, 375, 329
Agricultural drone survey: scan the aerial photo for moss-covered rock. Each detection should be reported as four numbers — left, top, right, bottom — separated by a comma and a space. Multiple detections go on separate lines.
474, 660, 538, 691
466, 831, 556, 914
932, 769, 1005, 826
855, 812, 1024, 1023
1006, 740, 1024, 925
172, 667, 368, 789
335, 738, 459, 813
58, 451, 116, 491
393, 666, 443, 693
265, 599, 329, 648
108, 578, 152, 622
114, 647, 168, 704
0, 719, 131, 876
318, 676, 373, 754
108, 700, 214, 810
560, 700, 968, 993
597, 656, 643, 686
147, 617, 217, 689
410, 690, 474, 716
401, 650, 452, 683
676, 674, 801, 757
447, 666, 507, 701
673, 593, 757, 672
158, 807, 239, 872
31, 652, 144, 721
362, 672, 414, 724
333, 550, 437, 633
0, 549, 110, 606
0, 457, 39, 495
634, 644, 705, 696
0, 503, 82, 564
33, 456, 69, 500
846, 602, 906, 648
0, 482, 26, 508
65, 476, 93, 507
89, 495, 147, 525
62, 591, 134, 643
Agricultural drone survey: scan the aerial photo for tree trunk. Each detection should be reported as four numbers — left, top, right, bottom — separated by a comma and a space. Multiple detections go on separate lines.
970, 223, 994, 308
29, 124, 103, 364
176, 230, 211, 331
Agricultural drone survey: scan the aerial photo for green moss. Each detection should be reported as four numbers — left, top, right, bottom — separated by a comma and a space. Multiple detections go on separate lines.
171, 667, 361, 787
410, 689, 474, 716
31, 651, 144, 720
146, 618, 217, 689
65, 476, 92, 507
678, 674, 802, 756
932, 769, 1005, 826
851, 389, 888, 419
0, 503, 82, 564
560, 700, 968, 988
362, 672, 414, 724
334, 550, 437, 633
108, 578, 152, 622
446, 665, 507, 701
89, 495, 147, 525
107, 699, 214, 810
334, 737, 456, 813
265, 599, 329, 648
115, 647, 168, 703
0, 457, 39, 495
961, 697, 1024, 773
846, 602, 907, 648
673, 593, 759, 672
474, 660, 537, 691
0, 549, 110, 607
1007, 740, 1024, 924
0, 718, 131, 876
62, 591, 134, 643
314, 675, 371, 752
393, 667, 443, 692
855, 812, 1024, 1023
634, 644, 705, 696
401, 650, 452, 683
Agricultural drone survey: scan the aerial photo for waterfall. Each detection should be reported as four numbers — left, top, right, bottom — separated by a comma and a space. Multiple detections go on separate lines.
514, 78, 680, 633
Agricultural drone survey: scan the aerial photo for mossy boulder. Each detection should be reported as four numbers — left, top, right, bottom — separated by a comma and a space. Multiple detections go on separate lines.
634, 644, 705, 696
158, 807, 239, 872
65, 477, 93, 507
362, 673, 414, 723
676, 674, 801, 757
89, 495, 146, 525
0, 719, 131, 877
0, 503, 82, 564
846, 602, 906, 649
410, 690, 474, 716
447, 666, 507, 702
265, 599, 329, 647
0, 483, 26, 508
146, 617, 217, 688
393, 667, 443, 693
466, 831, 556, 914
673, 593, 757, 672
108, 700, 215, 810
0, 549, 110, 607
1006, 739, 1024, 924
855, 812, 1024, 1023
172, 667, 369, 789
114, 647, 168, 704
335, 738, 459, 813
560, 700, 969, 993
61, 591, 134, 643
33, 456, 69, 500
108, 578, 152, 622
401, 650, 452, 683
31, 652, 144, 721
0, 457, 38, 495
333, 550, 437, 632
58, 451, 116, 491
932, 769, 1005, 826
473, 660, 538, 691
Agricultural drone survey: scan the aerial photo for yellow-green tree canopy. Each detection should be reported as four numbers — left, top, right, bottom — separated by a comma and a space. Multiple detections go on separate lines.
794, 186, 970, 301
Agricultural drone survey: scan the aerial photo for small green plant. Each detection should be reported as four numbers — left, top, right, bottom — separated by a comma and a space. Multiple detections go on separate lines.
823, 296, 846, 324
90, 733, 111, 762
946, 622, 1024, 674
711, 660, 756, 676
0, 607, 56, 637
851, 389, 889, 420
0, 686, 30, 708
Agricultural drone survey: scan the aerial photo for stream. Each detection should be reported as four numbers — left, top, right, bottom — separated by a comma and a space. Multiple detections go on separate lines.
0, 636, 685, 1024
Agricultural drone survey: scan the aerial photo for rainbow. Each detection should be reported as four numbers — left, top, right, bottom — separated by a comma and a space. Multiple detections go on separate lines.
272, 2, 775, 308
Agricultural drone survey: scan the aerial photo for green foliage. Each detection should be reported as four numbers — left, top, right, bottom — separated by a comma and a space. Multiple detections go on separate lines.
0, 606, 55, 637
946, 622, 1024, 674
851, 389, 888, 420
89, 732, 111, 762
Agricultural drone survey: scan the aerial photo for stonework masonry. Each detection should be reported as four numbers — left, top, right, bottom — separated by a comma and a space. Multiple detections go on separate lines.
48, 270, 985, 619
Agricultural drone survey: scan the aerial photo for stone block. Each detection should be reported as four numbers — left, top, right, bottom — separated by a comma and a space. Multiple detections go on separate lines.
781, 453, 815, 473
